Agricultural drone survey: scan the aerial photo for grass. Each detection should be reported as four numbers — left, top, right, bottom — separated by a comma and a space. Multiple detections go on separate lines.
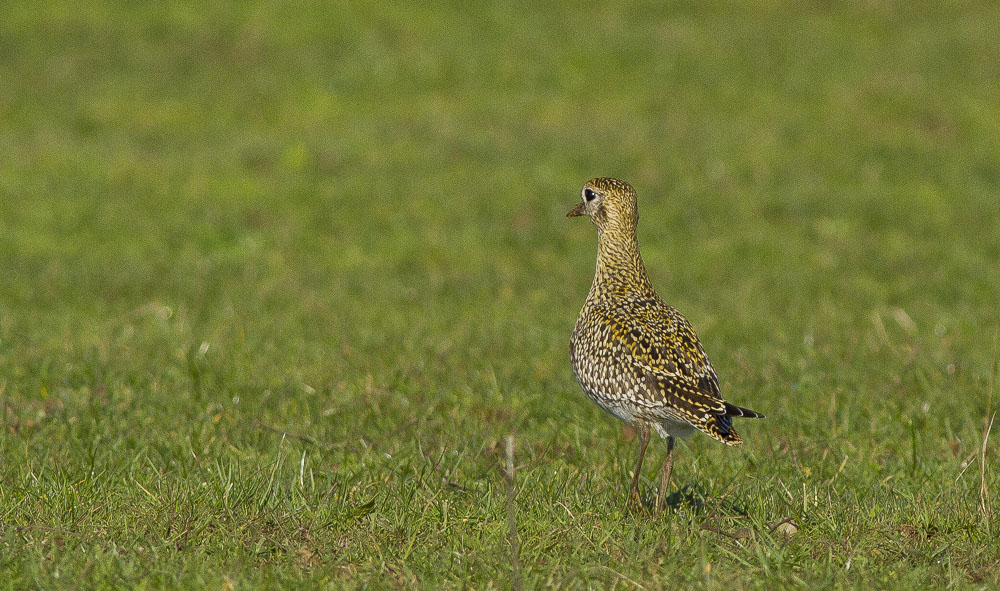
1, 0, 999, 588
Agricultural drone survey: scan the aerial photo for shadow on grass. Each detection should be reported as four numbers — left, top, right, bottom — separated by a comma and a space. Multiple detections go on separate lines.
637, 483, 754, 518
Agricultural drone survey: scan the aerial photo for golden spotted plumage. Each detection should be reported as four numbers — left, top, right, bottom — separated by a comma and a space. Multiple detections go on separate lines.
568, 177, 763, 508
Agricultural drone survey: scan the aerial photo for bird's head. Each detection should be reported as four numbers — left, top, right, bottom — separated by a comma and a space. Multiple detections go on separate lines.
567, 177, 638, 234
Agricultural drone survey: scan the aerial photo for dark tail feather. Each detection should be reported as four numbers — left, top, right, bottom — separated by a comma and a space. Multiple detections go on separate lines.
703, 402, 763, 446
723, 402, 764, 419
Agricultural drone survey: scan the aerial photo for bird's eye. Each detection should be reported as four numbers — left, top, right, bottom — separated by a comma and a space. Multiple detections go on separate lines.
584, 188, 597, 202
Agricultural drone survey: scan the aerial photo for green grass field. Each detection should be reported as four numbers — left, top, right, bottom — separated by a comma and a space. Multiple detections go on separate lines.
2, 1, 1000, 588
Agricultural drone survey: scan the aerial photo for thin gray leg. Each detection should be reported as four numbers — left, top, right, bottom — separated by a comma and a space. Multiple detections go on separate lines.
656, 435, 675, 512
629, 423, 650, 510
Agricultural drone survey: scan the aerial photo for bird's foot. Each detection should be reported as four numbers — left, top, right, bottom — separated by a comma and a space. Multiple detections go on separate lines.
626, 487, 650, 515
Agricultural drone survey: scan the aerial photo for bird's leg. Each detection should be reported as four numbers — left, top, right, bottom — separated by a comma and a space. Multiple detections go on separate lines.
628, 423, 650, 510
655, 435, 675, 513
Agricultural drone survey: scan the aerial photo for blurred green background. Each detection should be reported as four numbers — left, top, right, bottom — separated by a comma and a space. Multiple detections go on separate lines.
1, 1, 999, 588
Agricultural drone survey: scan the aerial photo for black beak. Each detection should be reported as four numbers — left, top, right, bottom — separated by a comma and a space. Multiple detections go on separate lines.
567, 202, 586, 217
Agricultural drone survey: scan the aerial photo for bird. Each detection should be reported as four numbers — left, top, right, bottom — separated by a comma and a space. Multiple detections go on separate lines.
567, 177, 763, 511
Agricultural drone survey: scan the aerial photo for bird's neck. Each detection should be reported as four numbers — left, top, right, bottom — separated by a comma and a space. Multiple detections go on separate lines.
590, 228, 655, 299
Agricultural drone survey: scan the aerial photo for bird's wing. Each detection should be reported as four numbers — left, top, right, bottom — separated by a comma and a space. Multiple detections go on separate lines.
611, 298, 727, 417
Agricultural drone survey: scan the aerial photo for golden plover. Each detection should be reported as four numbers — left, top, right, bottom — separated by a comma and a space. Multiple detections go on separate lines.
568, 177, 763, 510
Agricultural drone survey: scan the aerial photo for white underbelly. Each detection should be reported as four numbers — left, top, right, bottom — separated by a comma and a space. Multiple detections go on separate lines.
654, 418, 696, 439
